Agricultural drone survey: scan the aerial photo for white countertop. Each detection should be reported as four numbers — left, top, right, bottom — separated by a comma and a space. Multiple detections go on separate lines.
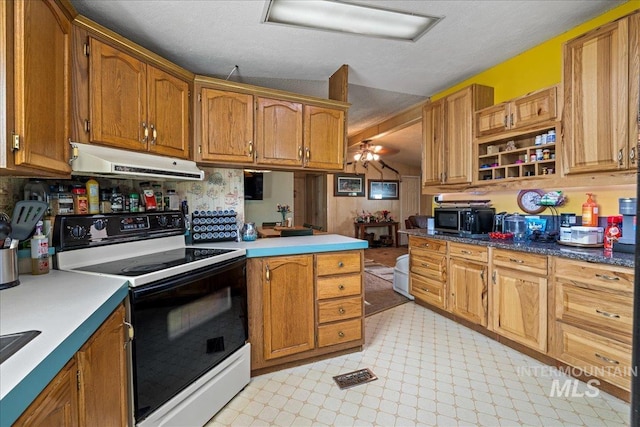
192, 233, 368, 257
0, 270, 128, 426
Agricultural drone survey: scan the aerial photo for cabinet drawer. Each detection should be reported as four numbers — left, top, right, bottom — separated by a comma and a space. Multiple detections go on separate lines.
318, 296, 362, 323
317, 274, 361, 300
492, 249, 547, 275
410, 273, 446, 309
409, 236, 446, 254
449, 242, 488, 262
555, 258, 634, 291
554, 323, 631, 391
316, 251, 361, 276
317, 318, 362, 347
556, 280, 633, 344
410, 250, 446, 280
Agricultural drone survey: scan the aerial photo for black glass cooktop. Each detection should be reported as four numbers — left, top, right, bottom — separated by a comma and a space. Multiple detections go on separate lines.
75, 248, 233, 276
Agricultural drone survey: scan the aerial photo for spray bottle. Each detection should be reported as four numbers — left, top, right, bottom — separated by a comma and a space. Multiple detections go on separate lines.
31, 220, 49, 275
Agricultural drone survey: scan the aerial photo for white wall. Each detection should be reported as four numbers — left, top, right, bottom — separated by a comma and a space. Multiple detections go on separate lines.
244, 171, 294, 225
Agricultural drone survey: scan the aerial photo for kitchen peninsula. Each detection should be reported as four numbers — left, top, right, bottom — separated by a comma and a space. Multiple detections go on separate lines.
197, 234, 368, 375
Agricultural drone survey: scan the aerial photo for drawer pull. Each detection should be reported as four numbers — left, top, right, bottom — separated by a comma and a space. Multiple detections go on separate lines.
595, 309, 620, 319
338, 308, 346, 315
421, 243, 430, 248
461, 250, 472, 255
338, 331, 345, 338
420, 287, 430, 292
595, 353, 619, 365
338, 284, 345, 290
509, 258, 524, 264
420, 262, 429, 268
595, 273, 619, 281
338, 261, 344, 268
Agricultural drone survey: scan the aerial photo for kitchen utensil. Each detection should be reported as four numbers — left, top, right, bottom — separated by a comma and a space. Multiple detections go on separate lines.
0, 212, 12, 242
10, 201, 48, 241
0, 246, 19, 290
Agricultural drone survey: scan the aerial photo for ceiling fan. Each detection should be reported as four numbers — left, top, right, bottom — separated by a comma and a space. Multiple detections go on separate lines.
348, 140, 399, 163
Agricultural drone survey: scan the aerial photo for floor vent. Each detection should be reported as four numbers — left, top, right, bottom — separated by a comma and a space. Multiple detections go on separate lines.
333, 368, 378, 389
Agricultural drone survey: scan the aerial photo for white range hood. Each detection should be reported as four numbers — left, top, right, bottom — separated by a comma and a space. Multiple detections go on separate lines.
69, 143, 204, 181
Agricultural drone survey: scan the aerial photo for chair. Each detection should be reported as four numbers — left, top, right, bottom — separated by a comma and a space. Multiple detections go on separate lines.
280, 228, 313, 237
405, 215, 430, 229
262, 222, 278, 228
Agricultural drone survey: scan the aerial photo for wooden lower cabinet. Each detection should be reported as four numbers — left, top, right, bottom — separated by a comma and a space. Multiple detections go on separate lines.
248, 250, 364, 374
490, 249, 548, 352
408, 236, 447, 310
14, 359, 79, 427
551, 258, 634, 392
448, 243, 488, 327
15, 303, 127, 427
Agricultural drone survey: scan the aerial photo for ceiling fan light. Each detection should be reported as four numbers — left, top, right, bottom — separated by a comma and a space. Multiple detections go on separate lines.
263, 0, 443, 42
373, 153, 380, 161
354, 153, 362, 161
365, 152, 374, 161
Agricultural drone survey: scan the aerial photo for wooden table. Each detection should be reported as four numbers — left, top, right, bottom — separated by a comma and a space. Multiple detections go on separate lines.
353, 221, 399, 247
257, 226, 324, 238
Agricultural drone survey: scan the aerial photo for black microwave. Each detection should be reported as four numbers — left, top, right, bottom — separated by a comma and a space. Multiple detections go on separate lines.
434, 207, 495, 236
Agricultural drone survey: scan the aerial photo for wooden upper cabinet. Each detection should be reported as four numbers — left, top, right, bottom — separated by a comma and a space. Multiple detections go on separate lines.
4, 0, 72, 175
198, 88, 254, 164
443, 85, 493, 184
422, 99, 444, 186
303, 105, 345, 170
476, 86, 557, 137
88, 38, 190, 158
146, 65, 190, 158
563, 17, 631, 174
255, 97, 303, 166
90, 38, 147, 150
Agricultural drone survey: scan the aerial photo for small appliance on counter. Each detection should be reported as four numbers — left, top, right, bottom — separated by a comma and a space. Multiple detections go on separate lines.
433, 206, 494, 238
613, 197, 636, 253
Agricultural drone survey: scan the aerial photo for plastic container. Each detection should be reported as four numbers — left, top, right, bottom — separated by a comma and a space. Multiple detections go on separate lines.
393, 254, 413, 300
581, 193, 599, 227
503, 213, 527, 243
604, 216, 623, 249
110, 188, 124, 213
129, 193, 140, 212
86, 178, 100, 214
570, 226, 604, 244
72, 187, 88, 214
30, 221, 49, 275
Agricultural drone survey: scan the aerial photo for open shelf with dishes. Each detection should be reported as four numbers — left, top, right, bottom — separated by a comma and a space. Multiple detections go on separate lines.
475, 123, 559, 183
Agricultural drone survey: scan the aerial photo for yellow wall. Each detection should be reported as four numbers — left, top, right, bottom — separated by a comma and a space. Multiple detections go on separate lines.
432, 1, 640, 103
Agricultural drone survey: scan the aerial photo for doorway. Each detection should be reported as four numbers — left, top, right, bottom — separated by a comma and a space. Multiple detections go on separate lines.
399, 175, 421, 245
294, 172, 327, 230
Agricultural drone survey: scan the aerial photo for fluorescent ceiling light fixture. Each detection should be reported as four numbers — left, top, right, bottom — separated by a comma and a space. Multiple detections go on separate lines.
263, 0, 443, 42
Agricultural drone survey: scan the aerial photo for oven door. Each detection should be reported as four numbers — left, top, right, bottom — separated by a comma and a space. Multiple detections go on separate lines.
129, 256, 247, 423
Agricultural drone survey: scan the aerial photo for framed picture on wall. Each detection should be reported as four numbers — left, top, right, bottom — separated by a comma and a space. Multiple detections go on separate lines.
334, 174, 365, 197
368, 180, 399, 200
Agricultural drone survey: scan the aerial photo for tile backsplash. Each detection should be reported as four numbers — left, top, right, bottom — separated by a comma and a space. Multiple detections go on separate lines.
0, 167, 245, 221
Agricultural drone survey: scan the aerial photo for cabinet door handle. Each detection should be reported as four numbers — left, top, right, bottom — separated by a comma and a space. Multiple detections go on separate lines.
595, 273, 619, 281
630, 146, 636, 164
141, 122, 148, 143
298, 146, 303, 160
595, 309, 620, 319
338, 284, 345, 290
510, 113, 514, 127
150, 124, 157, 144
123, 321, 134, 347
248, 141, 254, 157
595, 353, 619, 365
338, 308, 346, 315
618, 149, 624, 166
265, 265, 270, 282
492, 271, 496, 284
509, 258, 524, 264
305, 147, 310, 164
338, 331, 345, 338
503, 115, 508, 128
480, 268, 485, 281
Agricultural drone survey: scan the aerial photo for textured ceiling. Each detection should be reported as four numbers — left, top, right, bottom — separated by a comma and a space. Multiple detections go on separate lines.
70, 0, 624, 167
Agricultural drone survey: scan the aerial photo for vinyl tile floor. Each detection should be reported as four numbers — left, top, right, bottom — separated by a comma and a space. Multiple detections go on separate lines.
206, 303, 631, 426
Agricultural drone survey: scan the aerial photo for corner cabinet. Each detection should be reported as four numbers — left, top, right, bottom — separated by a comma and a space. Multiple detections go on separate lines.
247, 250, 363, 374
422, 84, 493, 188
563, 12, 639, 174
86, 38, 190, 158
2, 0, 72, 175
194, 77, 348, 171
15, 303, 128, 426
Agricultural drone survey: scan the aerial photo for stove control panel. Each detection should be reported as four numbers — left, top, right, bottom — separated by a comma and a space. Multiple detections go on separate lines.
53, 211, 187, 251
